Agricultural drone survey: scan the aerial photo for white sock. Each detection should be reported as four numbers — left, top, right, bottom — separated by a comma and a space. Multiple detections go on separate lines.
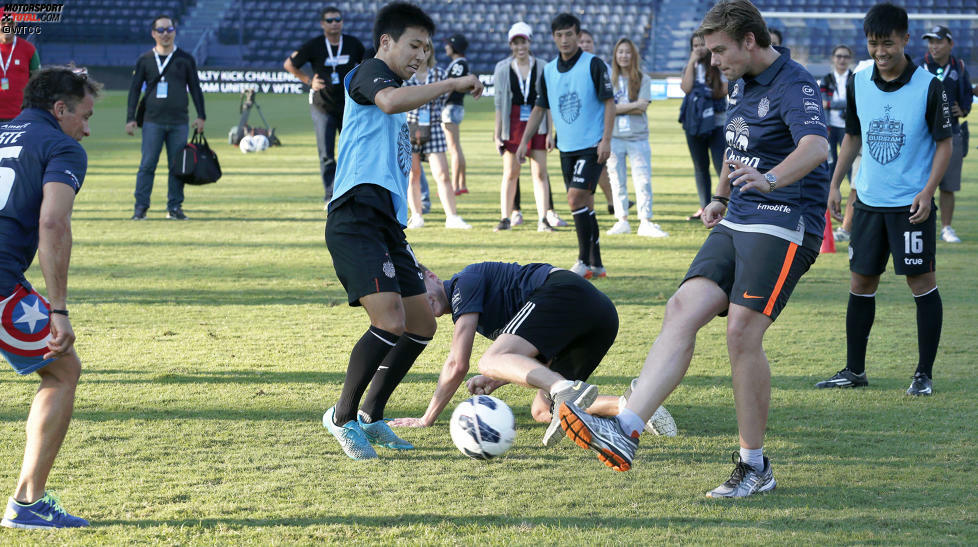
740, 447, 764, 471
549, 379, 574, 398
615, 409, 645, 437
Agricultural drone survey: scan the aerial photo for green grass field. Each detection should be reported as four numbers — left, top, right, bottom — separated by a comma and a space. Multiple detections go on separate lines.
1, 90, 976, 544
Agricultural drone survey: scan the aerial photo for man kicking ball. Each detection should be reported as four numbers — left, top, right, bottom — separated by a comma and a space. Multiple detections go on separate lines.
390, 262, 676, 443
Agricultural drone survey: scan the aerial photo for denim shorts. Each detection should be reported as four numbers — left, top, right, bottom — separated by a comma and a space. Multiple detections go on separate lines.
441, 104, 464, 125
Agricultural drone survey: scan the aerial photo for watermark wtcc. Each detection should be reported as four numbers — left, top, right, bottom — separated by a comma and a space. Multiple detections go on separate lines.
0, 3, 63, 35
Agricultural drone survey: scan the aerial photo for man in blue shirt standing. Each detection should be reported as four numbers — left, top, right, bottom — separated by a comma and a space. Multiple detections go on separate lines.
322, 2, 483, 461
517, 13, 615, 279
0, 67, 98, 529
818, 4, 951, 396
558, 0, 829, 499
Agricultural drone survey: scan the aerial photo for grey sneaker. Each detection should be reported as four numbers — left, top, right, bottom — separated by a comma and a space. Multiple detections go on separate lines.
543, 380, 598, 447
323, 406, 378, 460
358, 413, 414, 450
131, 206, 148, 220
620, 378, 677, 437
906, 372, 933, 396
166, 208, 188, 220
559, 401, 639, 471
569, 260, 589, 277
815, 368, 868, 388
706, 453, 776, 498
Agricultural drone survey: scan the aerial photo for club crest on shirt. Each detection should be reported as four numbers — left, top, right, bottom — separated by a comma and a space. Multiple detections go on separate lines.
397, 123, 411, 176
758, 97, 770, 118
802, 84, 816, 96
725, 116, 750, 152
866, 105, 905, 165
558, 91, 581, 124
382, 260, 396, 279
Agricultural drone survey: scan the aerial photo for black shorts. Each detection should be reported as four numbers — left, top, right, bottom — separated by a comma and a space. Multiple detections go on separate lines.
559, 148, 603, 192
683, 224, 820, 321
850, 202, 936, 277
500, 270, 618, 381
325, 188, 425, 306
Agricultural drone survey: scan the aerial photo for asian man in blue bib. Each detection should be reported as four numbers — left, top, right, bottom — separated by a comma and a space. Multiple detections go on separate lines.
322, 2, 483, 461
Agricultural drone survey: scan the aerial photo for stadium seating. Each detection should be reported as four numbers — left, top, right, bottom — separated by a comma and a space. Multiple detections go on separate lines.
30, 0, 978, 78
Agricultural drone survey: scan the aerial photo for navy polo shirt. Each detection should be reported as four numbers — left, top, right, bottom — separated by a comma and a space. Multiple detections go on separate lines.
444, 262, 552, 341
722, 46, 830, 242
0, 109, 87, 297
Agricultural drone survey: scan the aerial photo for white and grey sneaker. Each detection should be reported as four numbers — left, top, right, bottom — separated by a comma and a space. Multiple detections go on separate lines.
620, 378, 677, 436
406, 215, 425, 229
941, 226, 961, 243
559, 401, 639, 471
706, 453, 776, 498
833, 227, 850, 242
569, 260, 589, 277
546, 210, 568, 227
445, 215, 472, 229
543, 380, 598, 447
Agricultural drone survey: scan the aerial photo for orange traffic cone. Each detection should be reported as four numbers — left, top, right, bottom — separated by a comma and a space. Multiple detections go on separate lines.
821, 210, 836, 253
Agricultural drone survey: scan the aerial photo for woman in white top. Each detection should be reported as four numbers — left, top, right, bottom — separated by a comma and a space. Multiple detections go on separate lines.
606, 38, 667, 237
405, 47, 471, 229
492, 22, 555, 232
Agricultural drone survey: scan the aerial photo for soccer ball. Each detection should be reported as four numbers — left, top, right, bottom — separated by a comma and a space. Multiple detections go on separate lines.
252, 134, 270, 151
239, 134, 257, 153
449, 395, 516, 460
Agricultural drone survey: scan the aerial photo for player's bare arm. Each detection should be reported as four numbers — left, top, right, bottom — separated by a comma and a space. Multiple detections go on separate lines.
391, 313, 479, 427
37, 182, 76, 358
374, 75, 481, 115
702, 160, 733, 228
910, 136, 952, 224
828, 133, 862, 220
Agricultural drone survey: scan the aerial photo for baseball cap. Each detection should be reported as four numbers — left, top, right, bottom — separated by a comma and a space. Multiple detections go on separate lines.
921, 25, 952, 41
508, 22, 532, 43
446, 33, 468, 54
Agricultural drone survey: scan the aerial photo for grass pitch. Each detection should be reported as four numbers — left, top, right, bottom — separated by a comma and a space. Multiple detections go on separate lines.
0, 91, 975, 544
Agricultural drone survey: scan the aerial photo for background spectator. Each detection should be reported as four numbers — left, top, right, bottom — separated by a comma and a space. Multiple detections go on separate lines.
0, 17, 40, 122
284, 6, 365, 206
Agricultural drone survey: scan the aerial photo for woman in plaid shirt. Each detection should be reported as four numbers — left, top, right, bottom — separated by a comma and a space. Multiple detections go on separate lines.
405, 47, 471, 229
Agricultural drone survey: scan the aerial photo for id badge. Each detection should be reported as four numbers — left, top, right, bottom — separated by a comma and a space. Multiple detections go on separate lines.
617, 115, 630, 132
0, 78, 8, 91
331, 72, 340, 85
156, 80, 168, 99
418, 108, 431, 126
519, 104, 531, 122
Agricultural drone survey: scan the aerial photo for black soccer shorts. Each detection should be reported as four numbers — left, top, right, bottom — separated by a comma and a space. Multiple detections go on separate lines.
849, 204, 936, 277
500, 270, 619, 381
559, 148, 603, 193
326, 196, 425, 306
683, 224, 820, 321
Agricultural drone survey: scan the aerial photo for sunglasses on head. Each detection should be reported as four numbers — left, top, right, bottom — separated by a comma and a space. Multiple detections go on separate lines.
154, 26, 175, 33
323, 17, 342, 23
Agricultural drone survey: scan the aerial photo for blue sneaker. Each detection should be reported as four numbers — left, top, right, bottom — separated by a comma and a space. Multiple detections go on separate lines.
323, 406, 377, 460
1, 492, 89, 529
358, 413, 414, 450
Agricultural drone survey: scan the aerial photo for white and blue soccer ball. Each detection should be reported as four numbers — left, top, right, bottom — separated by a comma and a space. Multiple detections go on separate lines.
239, 134, 258, 154
252, 134, 270, 152
449, 395, 516, 460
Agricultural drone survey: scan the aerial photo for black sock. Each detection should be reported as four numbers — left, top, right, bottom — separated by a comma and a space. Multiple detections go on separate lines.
845, 292, 875, 375
572, 207, 590, 264
334, 326, 398, 424
359, 332, 432, 422
914, 288, 942, 378
589, 209, 603, 268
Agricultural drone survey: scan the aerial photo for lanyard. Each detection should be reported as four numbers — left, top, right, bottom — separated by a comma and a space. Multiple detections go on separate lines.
325, 36, 342, 72
154, 46, 176, 78
512, 59, 533, 104
0, 37, 16, 78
